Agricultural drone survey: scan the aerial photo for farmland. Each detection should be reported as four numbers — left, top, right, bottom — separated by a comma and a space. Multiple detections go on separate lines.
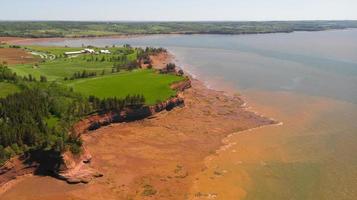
68, 70, 183, 105
0, 44, 184, 165
0, 47, 40, 65
10, 60, 115, 81
2, 45, 181, 103
8, 46, 138, 81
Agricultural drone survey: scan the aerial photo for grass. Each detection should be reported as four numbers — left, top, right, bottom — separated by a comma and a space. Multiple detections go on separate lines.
67, 70, 183, 105
26, 46, 84, 57
45, 116, 60, 128
4, 45, 183, 105
9, 46, 138, 81
25, 46, 135, 57
10, 60, 115, 81
0, 82, 21, 98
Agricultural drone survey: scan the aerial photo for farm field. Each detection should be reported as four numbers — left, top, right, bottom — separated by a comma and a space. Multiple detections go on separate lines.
1, 45, 182, 104
0, 47, 39, 64
8, 46, 138, 81
9, 60, 115, 81
67, 70, 184, 105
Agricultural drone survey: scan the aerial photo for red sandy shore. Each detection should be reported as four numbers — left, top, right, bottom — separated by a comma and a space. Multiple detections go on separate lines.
0, 47, 276, 200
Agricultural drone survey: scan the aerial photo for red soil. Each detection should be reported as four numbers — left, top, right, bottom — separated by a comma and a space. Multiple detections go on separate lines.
0, 48, 39, 65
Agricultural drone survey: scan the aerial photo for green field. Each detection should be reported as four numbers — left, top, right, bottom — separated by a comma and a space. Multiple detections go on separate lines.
67, 70, 183, 105
10, 60, 115, 81
25, 46, 135, 57
0, 82, 21, 97
3, 45, 181, 105
8, 46, 138, 81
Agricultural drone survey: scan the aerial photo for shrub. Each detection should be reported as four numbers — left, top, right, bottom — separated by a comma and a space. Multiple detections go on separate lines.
142, 184, 157, 196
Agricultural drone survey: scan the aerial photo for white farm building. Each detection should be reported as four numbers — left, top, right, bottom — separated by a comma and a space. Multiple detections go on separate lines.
100, 49, 111, 54
64, 48, 111, 56
64, 48, 96, 56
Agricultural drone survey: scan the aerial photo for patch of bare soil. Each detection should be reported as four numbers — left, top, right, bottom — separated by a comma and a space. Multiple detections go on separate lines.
0, 48, 39, 65
150, 52, 174, 69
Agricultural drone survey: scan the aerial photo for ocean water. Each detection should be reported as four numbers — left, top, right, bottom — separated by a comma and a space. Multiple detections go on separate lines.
27, 29, 357, 199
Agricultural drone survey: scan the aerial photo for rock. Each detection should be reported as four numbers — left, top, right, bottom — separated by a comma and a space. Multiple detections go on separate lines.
80, 176, 92, 184
170, 79, 192, 91
93, 172, 104, 177
66, 178, 82, 184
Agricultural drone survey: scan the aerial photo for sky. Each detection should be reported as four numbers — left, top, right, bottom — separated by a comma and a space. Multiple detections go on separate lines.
1, 0, 357, 21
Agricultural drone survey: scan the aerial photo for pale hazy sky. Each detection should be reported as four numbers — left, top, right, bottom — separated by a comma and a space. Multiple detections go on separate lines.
1, 0, 357, 21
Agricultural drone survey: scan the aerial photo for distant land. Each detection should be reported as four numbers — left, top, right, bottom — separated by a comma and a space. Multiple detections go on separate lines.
1, 20, 357, 38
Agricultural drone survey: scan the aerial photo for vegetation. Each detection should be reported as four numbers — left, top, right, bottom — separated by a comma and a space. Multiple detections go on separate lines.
142, 184, 157, 196
0, 44, 184, 165
89, 94, 146, 112
68, 70, 183, 105
160, 63, 177, 74
0, 21, 357, 38
0, 83, 90, 165
0, 82, 20, 98
9, 46, 138, 81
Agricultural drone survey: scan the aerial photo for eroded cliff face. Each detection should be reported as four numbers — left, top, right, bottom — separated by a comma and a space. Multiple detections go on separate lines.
75, 79, 191, 134
59, 79, 191, 184
170, 78, 192, 92
56, 147, 103, 184
75, 97, 186, 133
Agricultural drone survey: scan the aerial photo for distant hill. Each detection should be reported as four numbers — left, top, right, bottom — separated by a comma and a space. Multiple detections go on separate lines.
1, 20, 357, 38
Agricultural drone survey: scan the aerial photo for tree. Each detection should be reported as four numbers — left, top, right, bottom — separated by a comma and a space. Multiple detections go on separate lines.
40, 75, 47, 82
166, 63, 176, 71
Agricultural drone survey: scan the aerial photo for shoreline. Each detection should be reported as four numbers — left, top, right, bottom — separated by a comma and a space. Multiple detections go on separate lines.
0, 47, 277, 199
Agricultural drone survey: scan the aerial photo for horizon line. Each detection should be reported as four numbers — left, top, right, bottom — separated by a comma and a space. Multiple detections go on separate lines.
1, 19, 357, 23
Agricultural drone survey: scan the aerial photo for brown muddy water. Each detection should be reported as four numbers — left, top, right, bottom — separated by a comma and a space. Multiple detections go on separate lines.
4, 29, 357, 199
